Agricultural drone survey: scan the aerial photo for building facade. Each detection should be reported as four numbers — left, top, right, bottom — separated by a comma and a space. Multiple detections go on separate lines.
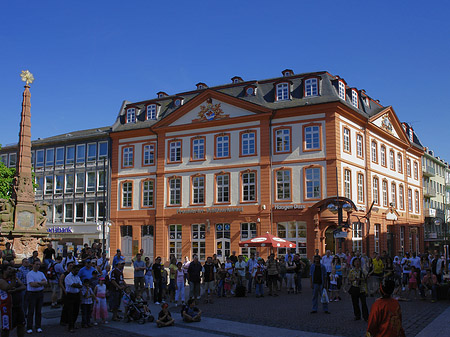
0, 127, 111, 256
109, 70, 425, 262
422, 148, 450, 252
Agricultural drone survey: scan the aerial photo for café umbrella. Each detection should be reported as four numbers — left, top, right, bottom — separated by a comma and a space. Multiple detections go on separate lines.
238, 232, 296, 250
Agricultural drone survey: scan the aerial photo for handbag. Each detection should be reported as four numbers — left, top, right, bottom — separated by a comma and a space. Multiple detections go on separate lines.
321, 288, 329, 303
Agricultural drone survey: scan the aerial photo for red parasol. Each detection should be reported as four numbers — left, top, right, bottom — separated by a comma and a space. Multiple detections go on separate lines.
239, 232, 296, 248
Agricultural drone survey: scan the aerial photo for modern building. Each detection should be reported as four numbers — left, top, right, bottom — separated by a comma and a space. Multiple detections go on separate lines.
422, 148, 450, 252
0, 127, 111, 256
109, 70, 425, 262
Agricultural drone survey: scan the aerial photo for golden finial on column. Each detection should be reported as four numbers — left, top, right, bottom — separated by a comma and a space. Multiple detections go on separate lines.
20, 70, 34, 86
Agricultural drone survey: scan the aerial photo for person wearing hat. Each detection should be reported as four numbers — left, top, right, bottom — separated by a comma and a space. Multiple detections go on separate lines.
366, 279, 405, 337
156, 303, 174, 328
112, 249, 125, 268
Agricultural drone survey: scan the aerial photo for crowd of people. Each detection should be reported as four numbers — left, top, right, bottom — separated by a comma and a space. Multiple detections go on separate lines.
0, 240, 447, 335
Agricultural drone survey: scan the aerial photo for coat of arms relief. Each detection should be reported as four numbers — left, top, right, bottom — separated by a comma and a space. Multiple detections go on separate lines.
193, 98, 229, 122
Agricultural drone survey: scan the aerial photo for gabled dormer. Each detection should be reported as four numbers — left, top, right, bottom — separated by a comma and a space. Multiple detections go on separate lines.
282, 69, 294, 77
145, 102, 161, 120
231, 76, 243, 84
172, 96, 184, 107
156, 91, 168, 99
303, 75, 320, 97
350, 88, 359, 108
196, 82, 208, 90
274, 79, 292, 102
335, 76, 347, 101
125, 107, 137, 123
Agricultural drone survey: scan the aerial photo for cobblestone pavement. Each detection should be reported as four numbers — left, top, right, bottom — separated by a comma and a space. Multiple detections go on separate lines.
35, 282, 449, 336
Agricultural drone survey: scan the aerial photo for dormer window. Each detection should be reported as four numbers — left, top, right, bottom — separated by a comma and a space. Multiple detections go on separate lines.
351, 89, 358, 108
282, 69, 293, 77
196, 82, 207, 90
231, 76, 243, 83
173, 98, 183, 107
157, 91, 168, 98
146, 104, 157, 120
276, 82, 290, 101
245, 86, 256, 96
338, 81, 346, 100
304, 78, 318, 97
126, 108, 136, 123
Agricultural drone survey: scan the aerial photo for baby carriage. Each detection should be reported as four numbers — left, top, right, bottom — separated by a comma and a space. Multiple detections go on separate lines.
123, 290, 155, 324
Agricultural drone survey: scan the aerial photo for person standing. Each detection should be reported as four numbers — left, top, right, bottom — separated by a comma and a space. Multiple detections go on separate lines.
26, 260, 47, 334
10, 267, 27, 337
348, 258, 369, 321
246, 253, 257, 294
110, 261, 126, 321
152, 257, 163, 305
78, 259, 95, 283
112, 249, 125, 268
234, 255, 246, 287
187, 255, 202, 302
48, 256, 63, 308
144, 257, 153, 302
27, 251, 40, 266
322, 250, 333, 290
16, 259, 30, 316
168, 257, 178, 303
265, 254, 280, 296
366, 279, 405, 337
175, 262, 186, 306
0, 265, 14, 336
59, 262, 74, 327
285, 255, 296, 294
80, 279, 95, 328
310, 255, 330, 314
64, 265, 82, 333
42, 243, 56, 268
133, 253, 146, 297
202, 257, 216, 303
293, 254, 306, 294
97, 252, 109, 272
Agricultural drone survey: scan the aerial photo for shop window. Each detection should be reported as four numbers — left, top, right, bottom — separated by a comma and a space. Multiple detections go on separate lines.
192, 224, 206, 261
169, 225, 182, 261
277, 222, 307, 257
240, 222, 257, 258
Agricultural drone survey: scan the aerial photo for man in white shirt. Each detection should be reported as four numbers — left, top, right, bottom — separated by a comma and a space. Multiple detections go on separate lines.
97, 252, 110, 271
235, 255, 246, 286
401, 252, 412, 291
26, 260, 47, 334
322, 250, 333, 289
62, 251, 78, 270
64, 266, 82, 333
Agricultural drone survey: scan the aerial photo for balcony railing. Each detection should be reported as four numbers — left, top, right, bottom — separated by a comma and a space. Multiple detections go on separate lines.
422, 165, 435, 177
424, 207, 436, 218
423, 186, 436, 198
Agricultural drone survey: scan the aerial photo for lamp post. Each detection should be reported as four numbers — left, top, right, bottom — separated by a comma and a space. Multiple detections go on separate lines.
102, 157, 107, 254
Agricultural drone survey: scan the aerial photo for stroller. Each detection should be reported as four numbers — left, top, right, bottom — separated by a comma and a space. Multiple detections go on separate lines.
123, 290, 155, 324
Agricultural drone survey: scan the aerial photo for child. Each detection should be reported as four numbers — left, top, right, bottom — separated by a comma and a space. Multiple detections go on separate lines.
181, 298, 202, 322
156, 303, 174, 328
81, 278, 95, 328
224, 272, 232, 298
408, 266, 418, 299
122, 286, 133, 318
91, 270, 99, 289
216, 266, 226, 297
144, 257, 153, 302
254, 264, 264, 298
175, 262, 185, 307
93, 277, 108, 324
329, 270, 339, 301
135, 294, 151, 318
161, 267, 168, 303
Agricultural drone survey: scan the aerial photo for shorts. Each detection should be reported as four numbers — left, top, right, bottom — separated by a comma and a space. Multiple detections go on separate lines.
50, 282, 59, 293
204, 281, 215, 292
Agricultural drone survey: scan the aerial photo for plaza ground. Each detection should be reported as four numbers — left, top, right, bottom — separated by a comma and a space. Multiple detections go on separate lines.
33, 279, 450, 337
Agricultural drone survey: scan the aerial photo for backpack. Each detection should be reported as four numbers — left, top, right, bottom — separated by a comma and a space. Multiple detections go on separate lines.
46, 262, 57, 280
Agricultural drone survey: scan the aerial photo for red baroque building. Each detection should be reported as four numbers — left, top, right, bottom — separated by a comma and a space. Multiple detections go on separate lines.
109, 70, 424, 262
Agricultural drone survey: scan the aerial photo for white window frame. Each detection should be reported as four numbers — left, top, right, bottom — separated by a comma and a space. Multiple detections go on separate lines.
352, 222, 362, 252
45, 176, 53, 195
344, 170, 351, 199
241, 132, 255, 156
373, 178, 379, 205
242, 172, 256, 202
276, 170, 291, 200
147, 104, 157, 120
382, 180, 388, 207
169, 141, 181, 162
277, 221, 307, 258
87, 143, 97, 162
55, 147, 64, 166
415, 190, 420, 214
216, 174, 229, 203
86, 202, 95, 222
338, 81, 346, 100
216, 135, 229, 158
305, 78, 318, 97
381, 146, 386, 166
122, 147, 133, 167
351, 90, 358, 108
55, 175, 64, 194
304, 125, 320, 150
306, 167, 321, 199
276, 83, 289, 101
374, 224, 381, 254
64, 203, 73, 223
191, 224, 206, 261
122, 182, 132, 208
142, 180, 154, 207
97, 171, 106, 191
169, 178, 181, 205
75, 202, 84, 222
389, 150, 395, 170
86, 171, 96, 192
192, 138, 205, 160
408, 189, 413, 212
169, 224, 182, 261
240, 223, 257, 257
126, 108, 136, 123
371, 142, 377, 162
357, 173, 364, 203
75, 172, 85, 193
356, 134, 363, 157
45, 148, 54, 167
192, 176, 205, 204
65, 174, 74, 193
65, 146, 75, 165
275, 129, 290, 153
391, 183, 396, 208
143, 144, 155, 165
76, 144, 85, 164
343, 128, 350, 152
98, 141, 108, 160
399, 185, 404, 209
397, 154, 402, 173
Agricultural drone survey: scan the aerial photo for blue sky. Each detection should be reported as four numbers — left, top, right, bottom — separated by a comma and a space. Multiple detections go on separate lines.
1, 1, 449, 158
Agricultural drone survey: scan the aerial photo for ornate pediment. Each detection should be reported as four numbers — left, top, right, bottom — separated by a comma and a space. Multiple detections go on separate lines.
193, 98, 229, 122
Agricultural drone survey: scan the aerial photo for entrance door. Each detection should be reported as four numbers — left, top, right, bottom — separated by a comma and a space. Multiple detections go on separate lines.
141, 225, 154, 262
215, 223, 231, 262
325, 226, 336, 254
120, 225, 133, 261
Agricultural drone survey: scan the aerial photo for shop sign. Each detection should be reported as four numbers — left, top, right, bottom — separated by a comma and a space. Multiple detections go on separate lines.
274, 204, 306, 211
47, 226, 73, 234
177, 207, 243, 214
334, 231, 348, 239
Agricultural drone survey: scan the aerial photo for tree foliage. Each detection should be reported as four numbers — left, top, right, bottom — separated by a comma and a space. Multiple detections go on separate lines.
0, 162, 15, 200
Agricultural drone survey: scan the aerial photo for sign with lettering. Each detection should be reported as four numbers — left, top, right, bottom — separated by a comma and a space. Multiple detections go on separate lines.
273, 204, 306, 211
47, 226, 73, 233
176, 207, 243, 214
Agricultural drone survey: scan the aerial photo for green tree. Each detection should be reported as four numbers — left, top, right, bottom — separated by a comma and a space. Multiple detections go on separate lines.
0, 162, 15, 200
